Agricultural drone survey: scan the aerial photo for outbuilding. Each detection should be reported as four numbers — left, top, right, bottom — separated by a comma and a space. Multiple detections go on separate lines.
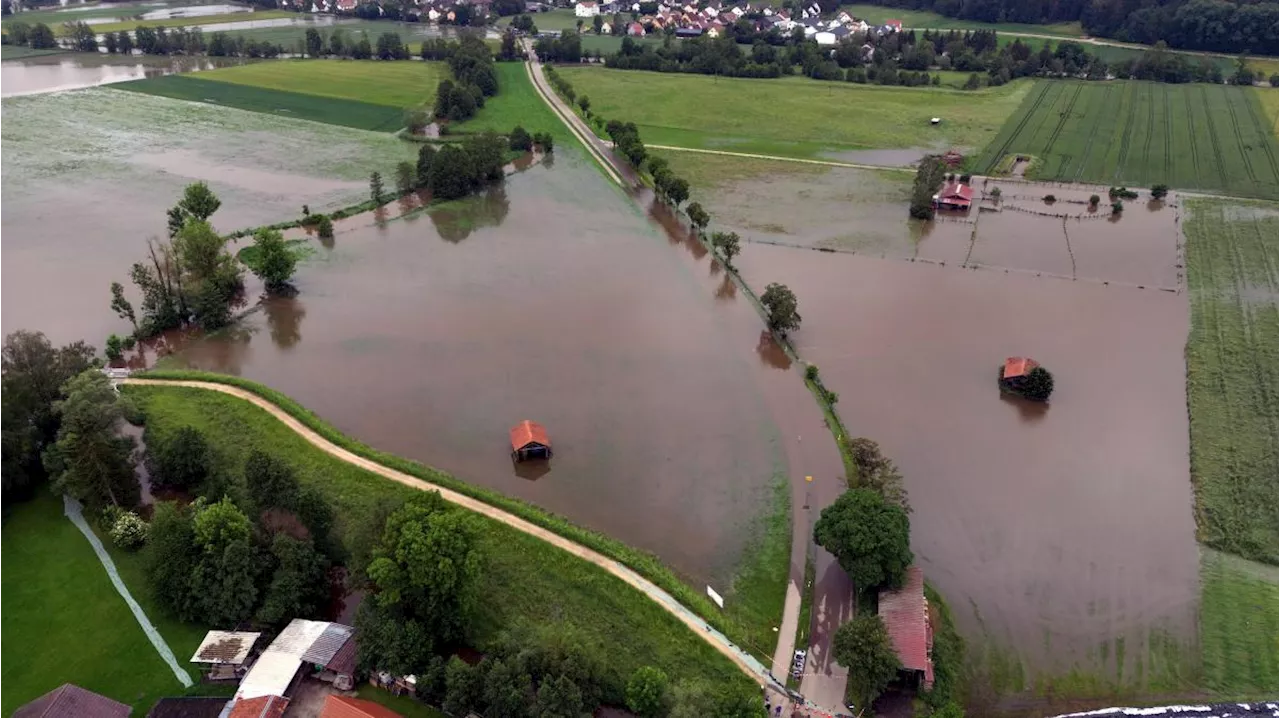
878, 566, 934, 690
999, 357, 1040, 392
510, 420, 551, 461
932, 181, 973, 211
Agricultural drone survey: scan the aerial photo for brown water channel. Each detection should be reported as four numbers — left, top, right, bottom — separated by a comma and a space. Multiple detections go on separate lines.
1, 54, 254, 97
133, 151, 839, 589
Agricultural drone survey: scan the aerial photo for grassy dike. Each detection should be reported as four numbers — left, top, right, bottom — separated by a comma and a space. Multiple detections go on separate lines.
127, 372, 781, 670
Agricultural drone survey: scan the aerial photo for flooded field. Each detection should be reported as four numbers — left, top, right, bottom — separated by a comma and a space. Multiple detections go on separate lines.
153, 151, 823, 586
1, 54, 254, 97
1, 86, 416, 346
737, 245, 1199, 687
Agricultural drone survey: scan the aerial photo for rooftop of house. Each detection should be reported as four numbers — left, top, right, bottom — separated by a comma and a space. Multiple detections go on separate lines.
1003, 356, 1040, 379
13, 684, 130, 718
878, 566, 934, 685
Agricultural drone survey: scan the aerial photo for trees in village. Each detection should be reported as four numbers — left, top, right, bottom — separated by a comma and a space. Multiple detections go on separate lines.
760, 283, 801, 334
43, 369, 140, 511
1, 331, 97, 504
832, 614, 901, 711
814, 488, 913, 591
356, 491, 483, 676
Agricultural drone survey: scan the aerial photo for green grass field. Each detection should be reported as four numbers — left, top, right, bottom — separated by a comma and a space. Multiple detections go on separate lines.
840, 4, 1083, 36
973, 81, 1279, 199
498, 8, 581, 31
1, 493, 193, 715
126, 384, 758, 690
1183, 199, 1278, 564
3, 1, 152, 28
0, 44, 67, 60
451, 61, 566, 139
195, 58, 444, 108
555, 66, 1030, 157
117, 73, 407, 131
1199, 549, 1279, 697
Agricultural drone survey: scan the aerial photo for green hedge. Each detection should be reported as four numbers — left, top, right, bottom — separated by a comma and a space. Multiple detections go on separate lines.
133, 370, 738, 640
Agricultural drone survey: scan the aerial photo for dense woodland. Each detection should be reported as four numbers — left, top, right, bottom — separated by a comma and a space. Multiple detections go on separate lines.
848, 0, 1276, 55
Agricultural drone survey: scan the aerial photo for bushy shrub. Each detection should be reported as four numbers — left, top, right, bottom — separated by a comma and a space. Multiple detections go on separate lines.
805, 364, 819, 381
111, 511, 150, 550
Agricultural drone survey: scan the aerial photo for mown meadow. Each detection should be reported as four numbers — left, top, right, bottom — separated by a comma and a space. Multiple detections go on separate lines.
972, 81, 1278, 198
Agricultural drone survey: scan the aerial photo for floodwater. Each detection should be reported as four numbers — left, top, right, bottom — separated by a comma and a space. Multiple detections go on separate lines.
0, 54, 253, 97
736, 244, 1199, 685
139, 151, 839, 588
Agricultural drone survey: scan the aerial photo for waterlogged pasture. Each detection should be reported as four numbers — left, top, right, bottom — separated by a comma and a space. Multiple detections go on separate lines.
556, 66, 1031, 158
973, 81, 1278, 199
1, 86, 416, 346
1183, 199, 1278, 565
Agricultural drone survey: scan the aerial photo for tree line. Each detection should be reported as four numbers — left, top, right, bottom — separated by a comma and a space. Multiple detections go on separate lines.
1, 21, 57, 50
600, 26, 1275, 87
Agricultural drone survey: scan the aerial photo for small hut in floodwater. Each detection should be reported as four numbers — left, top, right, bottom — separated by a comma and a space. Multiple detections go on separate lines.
999, 357, 1040, 392
510, 420, 551, 462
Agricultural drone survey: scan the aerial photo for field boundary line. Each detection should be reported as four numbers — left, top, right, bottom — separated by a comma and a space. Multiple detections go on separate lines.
1240, 89, 1279, 180
121, 378, 786, 699
646, 145, 914, 173
977, 80, 1053, 173
62, 494, 195, 690
1114, 83, 1139, 181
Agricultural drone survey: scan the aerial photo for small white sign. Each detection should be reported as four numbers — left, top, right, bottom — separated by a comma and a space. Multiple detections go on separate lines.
706, 585, 724, 609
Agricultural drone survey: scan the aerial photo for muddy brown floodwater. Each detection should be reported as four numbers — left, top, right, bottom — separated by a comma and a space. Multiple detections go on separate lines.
737, 244, 1199, 683
156, 151, 839, 589
0, 54, 255, 97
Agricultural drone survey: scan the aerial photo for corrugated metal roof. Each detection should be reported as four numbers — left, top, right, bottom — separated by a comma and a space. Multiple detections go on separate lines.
302, 623, 355, 665
235, 652, 302, 700
326, 635, 358, 675
191, 631, 261, 665
878, 565, 933, 683
269, 619, 332, 658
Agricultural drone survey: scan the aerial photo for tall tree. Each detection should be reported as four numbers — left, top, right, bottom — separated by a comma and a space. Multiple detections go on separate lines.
173, 219, 241, 330
145, 501, 199, 620
244, 449, 301, 513
369, 171, 386, 205
710, 231, 741, 267
832, 614, 901, 711
145, 425, 212, 491
248, 228, 297, 292
1, 332, 97, 503
257, 534, 329, 625
189, 497, 259, 626
395, 161, 417, 195
626, 666, 669, 718
814, 488, 913, 590
356, 492, 483, 675
109, 282, 137, 332
43, 369, 140, 510
305, 27, 324, 57
760, 282, 801, 334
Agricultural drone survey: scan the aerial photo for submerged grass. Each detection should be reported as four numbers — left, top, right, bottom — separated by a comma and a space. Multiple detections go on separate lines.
127, 384, 757, 690
1, 493, 191, 715
70, 10, 293, 35
1199, 548, 1279, 697
236, 237, 317, 271
116, 74, 407, 131
555, 66, 1031, 158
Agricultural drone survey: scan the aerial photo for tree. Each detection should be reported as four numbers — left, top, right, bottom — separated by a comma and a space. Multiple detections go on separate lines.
534, 131, 555, 153
416, 143, 437, 185
1111, 200, 1124, 215
963, 72, 981, 89
626, 666, 669, 718
832, 614, 901, 711
760, 282, 801, 334
244, 449, 300, 513
249, 228, 297, 292
395, 160, 416, 195
305, 27, 324, 57
685, 202, 709, 233
537, 674, 585, 717
814, 488, 913, 590
176, 181, 222, 223
845, 438, 909, 511
710, 231, 741, 267
665, 177, 689, 207
356, 492, 483, 675
427, 144, 477, 201
66, 21, 97, 52
43, 370, 140, 510
1021, 366, 1054, 401
2, 331, 97, 503
110, 282, 137, 332
105, 334, 125, 363
27, 23, 56, 49
1271, 73, 1279, 89
442, 657, 484, 716
509, 125, 533, 152
174, 219, 241, 329
369, 171, 386, 205
117, 30, 134, 55
257, 534, 329, 624
316, 215, 335, 242
578, 94, 591, 114
1088, 194, 1101, 207
190, 497, 259, 625
1150, 183, 1169, 200
147, 425, 212, 491
145, 501, 199, 619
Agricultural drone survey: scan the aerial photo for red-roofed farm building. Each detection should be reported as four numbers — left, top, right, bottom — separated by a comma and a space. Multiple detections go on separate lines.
878, 565, 934, 689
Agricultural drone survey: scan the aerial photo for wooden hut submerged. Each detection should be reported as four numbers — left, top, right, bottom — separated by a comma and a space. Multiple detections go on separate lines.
510, 420, 551, 462
998, 357, 1040, 392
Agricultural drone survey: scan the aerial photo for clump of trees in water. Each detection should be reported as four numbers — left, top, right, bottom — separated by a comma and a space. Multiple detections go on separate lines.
909, 155, 948, 220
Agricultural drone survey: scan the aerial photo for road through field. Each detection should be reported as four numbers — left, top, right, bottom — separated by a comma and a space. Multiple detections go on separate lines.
123, 378, 788, 700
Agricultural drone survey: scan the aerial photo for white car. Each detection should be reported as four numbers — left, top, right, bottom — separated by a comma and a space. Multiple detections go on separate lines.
791, 649, 807, 677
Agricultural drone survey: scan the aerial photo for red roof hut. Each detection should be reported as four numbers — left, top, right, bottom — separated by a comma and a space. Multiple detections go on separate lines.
999, 356, 1040, 392
510, 420, 551, 461
878, 566, 934, 690
932, 182, 973, 211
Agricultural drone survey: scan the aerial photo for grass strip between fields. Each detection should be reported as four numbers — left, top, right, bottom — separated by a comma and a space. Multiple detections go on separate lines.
116, 74, 406, 131
129, 370, 775, 662
1198, 549, 1278, 698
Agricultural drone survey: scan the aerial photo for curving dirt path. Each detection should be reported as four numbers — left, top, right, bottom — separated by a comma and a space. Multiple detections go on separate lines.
123, 378, 785, 696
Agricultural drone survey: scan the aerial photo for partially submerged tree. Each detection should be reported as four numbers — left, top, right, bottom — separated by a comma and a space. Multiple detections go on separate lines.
110, 282, 137, 332
685, 202, 710, 234
369, 171, 386, 206
710, 231, 741, 267
845, 438, 910, 511
1021, 366, 1055, 401
832, 614, 901, 711
43, 369, 140, 511
814, 488, 913, 590
1150, 184, 1169, 200
249, 228, 297, 293
508, 125, 533, 152
760, 282, 801, 334
395, 161, 417, 195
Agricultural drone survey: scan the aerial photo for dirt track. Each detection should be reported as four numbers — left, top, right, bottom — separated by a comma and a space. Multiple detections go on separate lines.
122, 378, 783, 696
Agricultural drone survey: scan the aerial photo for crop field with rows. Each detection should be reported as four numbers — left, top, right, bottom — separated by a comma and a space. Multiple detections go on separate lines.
973, 81, 1278, 199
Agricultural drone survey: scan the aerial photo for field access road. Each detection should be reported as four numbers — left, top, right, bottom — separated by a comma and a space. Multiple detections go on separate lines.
523, 50, 855, 716
648, 145, 914, 173
122, 378, 787, 701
